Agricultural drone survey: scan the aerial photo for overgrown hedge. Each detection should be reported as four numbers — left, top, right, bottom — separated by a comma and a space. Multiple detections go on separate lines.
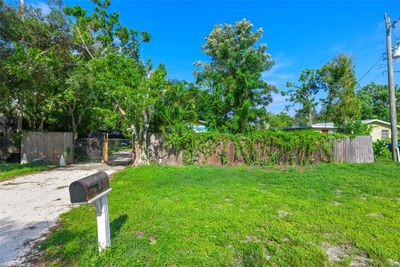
164, 130, 344, 165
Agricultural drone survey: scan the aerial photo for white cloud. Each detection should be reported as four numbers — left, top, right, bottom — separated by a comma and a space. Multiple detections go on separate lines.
268, 92, 290, 114
32, 1, 51, 15
262, 54, 296, 89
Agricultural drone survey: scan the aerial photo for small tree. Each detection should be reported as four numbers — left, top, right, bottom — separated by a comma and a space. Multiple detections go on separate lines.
286, 69, 319, 126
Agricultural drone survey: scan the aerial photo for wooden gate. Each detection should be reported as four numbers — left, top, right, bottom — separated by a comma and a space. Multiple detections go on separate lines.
21, 132, 74, 164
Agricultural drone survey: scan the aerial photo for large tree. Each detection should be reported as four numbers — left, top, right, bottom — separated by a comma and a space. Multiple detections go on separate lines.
286, 69, 319, 126
194, 19, 276, 133
318, 54, 361, 132
357, 83, 400, 122
0, 0, 72, 132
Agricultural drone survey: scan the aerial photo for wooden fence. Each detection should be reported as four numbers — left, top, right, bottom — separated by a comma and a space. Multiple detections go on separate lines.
21, 132, 74, 164
332, 136, 374, 163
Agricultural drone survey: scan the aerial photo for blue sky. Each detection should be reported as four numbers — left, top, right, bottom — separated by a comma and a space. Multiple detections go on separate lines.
19, 0, 400, 113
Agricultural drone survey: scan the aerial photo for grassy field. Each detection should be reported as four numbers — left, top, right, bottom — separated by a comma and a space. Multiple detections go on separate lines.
39, 163, 400, 266
0, 163, 53, 182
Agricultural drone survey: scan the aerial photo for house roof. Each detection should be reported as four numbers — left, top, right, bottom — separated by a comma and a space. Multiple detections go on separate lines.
311, 119, 400, 129
311, 122, 336, 129
361, 119, 400, 128
283, 119, 400, 131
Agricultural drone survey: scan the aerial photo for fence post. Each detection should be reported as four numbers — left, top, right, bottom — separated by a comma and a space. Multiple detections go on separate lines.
103, 133, 109, 162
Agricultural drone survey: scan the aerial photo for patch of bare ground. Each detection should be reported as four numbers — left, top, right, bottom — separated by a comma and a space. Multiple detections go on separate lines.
388, 258, 400, 266
16, 223, 61, 267
367, 213, 384, 217
322, 243, 372, 267
241, 235, 260, 243
278, 210, 290, 217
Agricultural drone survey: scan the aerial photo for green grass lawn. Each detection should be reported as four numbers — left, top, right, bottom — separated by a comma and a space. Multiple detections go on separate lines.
39, 163, 400, 266
0, 163, 53, 182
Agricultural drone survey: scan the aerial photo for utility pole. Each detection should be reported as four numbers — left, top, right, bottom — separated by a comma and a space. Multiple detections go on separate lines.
385, 13, 399, 161
19, 0, 26, 14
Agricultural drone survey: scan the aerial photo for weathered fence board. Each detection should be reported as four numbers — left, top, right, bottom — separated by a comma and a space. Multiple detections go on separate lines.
332, 136, 374, 163
21, 132, 74, 164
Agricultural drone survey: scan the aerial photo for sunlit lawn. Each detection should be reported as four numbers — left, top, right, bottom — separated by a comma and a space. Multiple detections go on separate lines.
39, 163, 400, 266
0, 163, 53, 182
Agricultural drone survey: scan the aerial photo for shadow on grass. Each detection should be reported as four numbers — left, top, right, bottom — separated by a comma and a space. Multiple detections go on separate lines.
38, 214, 128, 265
111, 214, 128, 239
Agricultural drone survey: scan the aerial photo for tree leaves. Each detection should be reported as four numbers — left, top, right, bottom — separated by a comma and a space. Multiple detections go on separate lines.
195, 19, 275, 133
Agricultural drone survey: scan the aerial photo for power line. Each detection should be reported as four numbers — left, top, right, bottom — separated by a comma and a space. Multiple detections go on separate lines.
357, 53, 385, 86
371, 71, 386, 84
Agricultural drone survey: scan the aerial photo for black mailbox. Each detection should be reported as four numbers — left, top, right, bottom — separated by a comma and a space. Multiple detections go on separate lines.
69, 171, 110, 204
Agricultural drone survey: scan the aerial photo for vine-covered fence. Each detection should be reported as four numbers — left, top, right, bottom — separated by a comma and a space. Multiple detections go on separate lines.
147, 131, 374, 165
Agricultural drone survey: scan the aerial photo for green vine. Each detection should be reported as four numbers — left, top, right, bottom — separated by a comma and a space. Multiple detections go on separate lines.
164, 130, 344, 166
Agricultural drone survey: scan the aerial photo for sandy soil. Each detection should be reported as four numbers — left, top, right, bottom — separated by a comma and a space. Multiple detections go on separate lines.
0, 163, 124, 267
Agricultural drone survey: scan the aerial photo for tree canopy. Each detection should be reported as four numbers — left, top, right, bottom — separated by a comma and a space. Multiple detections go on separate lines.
194, 19, 276, 133
0, 0, 396, 161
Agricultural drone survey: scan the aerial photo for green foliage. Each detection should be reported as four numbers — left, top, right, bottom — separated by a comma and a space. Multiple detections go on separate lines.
373, 139, 391, 161
286, 69, 319, 126
0, 1, 71, 131
39, 163, 400, 266
264, 111, 295, 130
317, 54, 361, 130
64, 0, 150, 60
340, 120, 371, 135
194, 19, 276, 133
152, 81, 199, 135
0, 0, 160, 141
164, 130, 339, 165
0, 0, 389, 155
10, 131, 24, 149
357, 83, 400, 122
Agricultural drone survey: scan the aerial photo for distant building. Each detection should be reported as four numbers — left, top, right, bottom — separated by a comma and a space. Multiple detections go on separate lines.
283, 119, 400, 142
190, 121, 210, 133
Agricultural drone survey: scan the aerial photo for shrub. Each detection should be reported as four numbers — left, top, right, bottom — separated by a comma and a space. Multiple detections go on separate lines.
373, 139, 391, 161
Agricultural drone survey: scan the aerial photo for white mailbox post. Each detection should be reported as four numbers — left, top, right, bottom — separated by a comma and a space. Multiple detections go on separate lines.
69, 172, 112, 252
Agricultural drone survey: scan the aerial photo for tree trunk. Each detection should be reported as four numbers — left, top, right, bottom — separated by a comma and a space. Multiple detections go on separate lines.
71, 114, 77, 140
133, 138, 149, 165
131, 122, 149, 166
16, 100, 23, 133
308, 111, 313, 126
39, 117, 45, 131
69, 102, 80, 140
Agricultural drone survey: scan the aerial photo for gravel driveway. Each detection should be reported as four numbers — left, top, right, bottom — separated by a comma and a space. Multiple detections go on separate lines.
0, 163, 124, 267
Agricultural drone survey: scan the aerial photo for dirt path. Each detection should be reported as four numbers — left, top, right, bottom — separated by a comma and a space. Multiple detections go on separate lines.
0, 163, 125, 267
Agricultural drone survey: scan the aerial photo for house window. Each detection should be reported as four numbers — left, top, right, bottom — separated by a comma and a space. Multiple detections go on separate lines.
381, 130, 389, 139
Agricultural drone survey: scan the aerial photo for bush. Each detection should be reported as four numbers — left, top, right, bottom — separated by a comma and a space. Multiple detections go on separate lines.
373, 139, 391, 161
